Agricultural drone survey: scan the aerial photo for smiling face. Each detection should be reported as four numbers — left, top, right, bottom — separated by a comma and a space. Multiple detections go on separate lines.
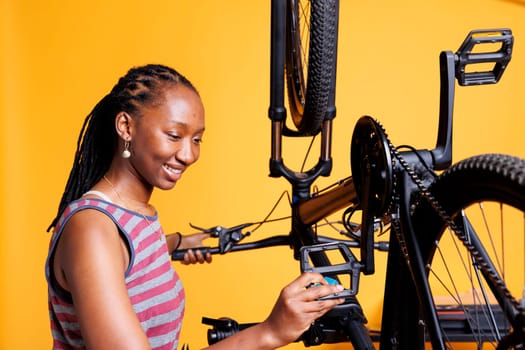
127, 84, 205, 191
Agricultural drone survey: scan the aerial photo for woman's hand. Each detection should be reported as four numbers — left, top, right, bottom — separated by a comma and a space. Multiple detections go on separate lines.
203, 272, 345, 350
261, 272, 345, 347
167, 232, 212, 264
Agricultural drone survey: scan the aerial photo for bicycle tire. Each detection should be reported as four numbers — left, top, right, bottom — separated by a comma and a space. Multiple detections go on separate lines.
406, 154, 525, 349
285, 0, 338, 135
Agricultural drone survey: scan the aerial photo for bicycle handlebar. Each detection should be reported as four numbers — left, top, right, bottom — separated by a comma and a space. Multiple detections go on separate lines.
171, 235, 291, 261
171, 234, 389, 261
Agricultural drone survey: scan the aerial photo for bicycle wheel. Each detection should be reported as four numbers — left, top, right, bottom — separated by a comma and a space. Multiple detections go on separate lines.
285, 0, 338, 135
411, 154, 525, 349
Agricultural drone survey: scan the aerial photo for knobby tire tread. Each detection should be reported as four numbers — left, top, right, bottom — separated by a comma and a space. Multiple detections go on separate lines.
286, 0, 338, 135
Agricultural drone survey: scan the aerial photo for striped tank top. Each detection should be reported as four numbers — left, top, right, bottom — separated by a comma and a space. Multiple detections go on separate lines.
45, 198, 185, 349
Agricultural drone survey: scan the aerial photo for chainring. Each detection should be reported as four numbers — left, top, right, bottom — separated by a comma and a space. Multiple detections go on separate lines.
350, 116, 394, 217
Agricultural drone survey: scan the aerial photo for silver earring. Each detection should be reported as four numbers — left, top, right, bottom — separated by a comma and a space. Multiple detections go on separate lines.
122, 141, 131, 159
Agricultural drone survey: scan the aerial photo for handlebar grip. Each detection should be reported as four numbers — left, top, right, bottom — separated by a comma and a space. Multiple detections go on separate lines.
171, 247, 211, 261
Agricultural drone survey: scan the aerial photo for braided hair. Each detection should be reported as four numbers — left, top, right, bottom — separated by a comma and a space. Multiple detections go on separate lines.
48, 64, 198, 231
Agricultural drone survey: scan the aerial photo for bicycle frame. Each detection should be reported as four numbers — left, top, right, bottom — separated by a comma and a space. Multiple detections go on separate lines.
298, 28, 513, 349
172, 7, 515, 347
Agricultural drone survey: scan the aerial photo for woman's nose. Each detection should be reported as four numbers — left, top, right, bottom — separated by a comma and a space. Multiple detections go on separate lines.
176, 140, 199, 165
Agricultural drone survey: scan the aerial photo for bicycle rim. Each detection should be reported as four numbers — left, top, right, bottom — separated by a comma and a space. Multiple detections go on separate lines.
413, 154, 525, 349
285, 0, 338, 135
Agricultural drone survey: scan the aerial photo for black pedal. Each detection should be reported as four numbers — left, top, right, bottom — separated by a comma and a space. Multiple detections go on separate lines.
455, 28, 513, 86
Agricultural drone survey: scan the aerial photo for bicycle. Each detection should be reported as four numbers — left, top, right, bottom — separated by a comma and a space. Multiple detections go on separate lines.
173, 0, 525, 348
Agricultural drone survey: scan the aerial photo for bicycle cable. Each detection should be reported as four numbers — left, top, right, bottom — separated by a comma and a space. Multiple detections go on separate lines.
394, 144, 440, 179
250, 190, 292, 233
300, 134, 318, 172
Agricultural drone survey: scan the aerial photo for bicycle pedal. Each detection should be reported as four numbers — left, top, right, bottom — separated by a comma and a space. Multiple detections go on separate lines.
300, 242, 362, 298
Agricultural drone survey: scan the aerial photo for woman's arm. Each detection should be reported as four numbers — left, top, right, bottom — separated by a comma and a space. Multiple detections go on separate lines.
204, 272, 345, 350
53, 210, 152, 350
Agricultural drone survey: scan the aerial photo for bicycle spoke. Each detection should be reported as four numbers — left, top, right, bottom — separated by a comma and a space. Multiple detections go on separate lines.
480, 202, 504, 274
426, 200, 524, 348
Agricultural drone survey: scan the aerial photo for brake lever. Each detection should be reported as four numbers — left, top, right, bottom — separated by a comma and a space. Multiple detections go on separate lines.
189, 222, 253, 253
189, 223, 223, 237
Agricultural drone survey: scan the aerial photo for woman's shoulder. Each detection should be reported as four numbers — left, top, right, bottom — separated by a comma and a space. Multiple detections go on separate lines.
57, 200, 122, 246
55, 197, 118, 230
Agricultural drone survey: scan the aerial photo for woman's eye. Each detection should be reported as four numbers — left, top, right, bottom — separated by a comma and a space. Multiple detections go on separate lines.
193, 137, 203, 144
168, 134, 181, 140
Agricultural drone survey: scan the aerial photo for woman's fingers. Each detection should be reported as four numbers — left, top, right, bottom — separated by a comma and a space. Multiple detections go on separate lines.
262, 272, 346, 346
303, 283, 345, 303
181, 248, 212, 265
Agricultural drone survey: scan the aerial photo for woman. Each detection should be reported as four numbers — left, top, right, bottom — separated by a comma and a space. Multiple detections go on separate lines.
46, 64, 344, 349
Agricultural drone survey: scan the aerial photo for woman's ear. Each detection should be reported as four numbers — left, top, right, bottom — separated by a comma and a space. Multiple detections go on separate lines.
115, 112, 133, 141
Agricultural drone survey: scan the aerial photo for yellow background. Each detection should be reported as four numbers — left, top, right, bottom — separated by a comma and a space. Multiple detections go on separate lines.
2, 0, 525, 349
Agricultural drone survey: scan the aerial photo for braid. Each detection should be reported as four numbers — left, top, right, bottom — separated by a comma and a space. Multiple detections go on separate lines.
48, 64, 197, 231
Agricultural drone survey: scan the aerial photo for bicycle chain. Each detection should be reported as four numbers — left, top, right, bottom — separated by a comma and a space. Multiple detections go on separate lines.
372, 120, 525, 332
